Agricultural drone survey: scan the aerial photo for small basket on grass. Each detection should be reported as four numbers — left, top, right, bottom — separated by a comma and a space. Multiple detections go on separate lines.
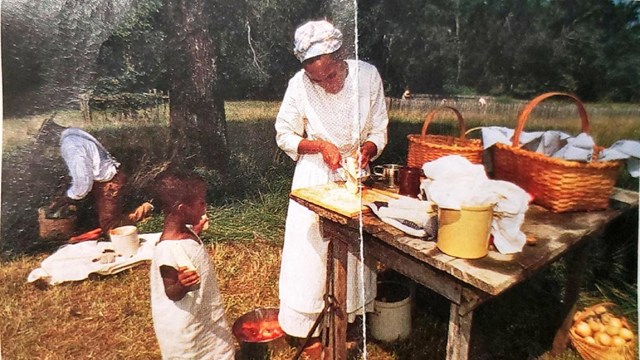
569, 302, 636, 360
38, 206, 77, 239
492, 92, 622, 213
406, 106, 483, 168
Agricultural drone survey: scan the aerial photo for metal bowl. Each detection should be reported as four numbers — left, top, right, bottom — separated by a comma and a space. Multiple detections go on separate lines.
232, 308, 284, 343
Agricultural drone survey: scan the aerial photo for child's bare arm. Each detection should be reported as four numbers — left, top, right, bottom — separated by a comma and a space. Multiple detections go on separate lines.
160, 265, 200, 301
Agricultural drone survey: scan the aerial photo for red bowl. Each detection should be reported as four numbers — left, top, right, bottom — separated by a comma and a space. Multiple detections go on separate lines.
232, 308, 284, 343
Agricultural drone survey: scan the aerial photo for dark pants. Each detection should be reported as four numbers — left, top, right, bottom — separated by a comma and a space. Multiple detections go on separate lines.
91, 171, 132, 231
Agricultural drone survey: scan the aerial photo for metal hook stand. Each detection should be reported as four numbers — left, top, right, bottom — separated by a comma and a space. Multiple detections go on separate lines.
291, 238, 340, 360
291, 294, 336, 360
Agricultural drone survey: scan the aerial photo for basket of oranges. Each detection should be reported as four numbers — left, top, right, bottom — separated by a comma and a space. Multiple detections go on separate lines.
569, 302, 636, 360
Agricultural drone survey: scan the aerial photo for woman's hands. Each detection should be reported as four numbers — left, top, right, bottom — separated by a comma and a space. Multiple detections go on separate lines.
358, 141, 378, 169
298, 139, 341, 170
318, 141, 341, 170
297, 139, 377, 170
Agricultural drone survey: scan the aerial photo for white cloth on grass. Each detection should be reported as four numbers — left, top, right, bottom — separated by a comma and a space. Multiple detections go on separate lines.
150, 239, 234, 360
60, 128, 120, 200
275, 59, 388, 337
421, 156, 529, 254
27, 233, 160, 285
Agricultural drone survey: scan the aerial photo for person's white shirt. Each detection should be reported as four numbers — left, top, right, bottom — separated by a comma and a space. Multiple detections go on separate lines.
59, 128, 119, 200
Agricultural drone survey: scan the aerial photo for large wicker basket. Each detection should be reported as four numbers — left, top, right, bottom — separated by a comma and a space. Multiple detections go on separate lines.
406, 106, 483, 168
569, 302, 636, 360
492, 92, 622, 213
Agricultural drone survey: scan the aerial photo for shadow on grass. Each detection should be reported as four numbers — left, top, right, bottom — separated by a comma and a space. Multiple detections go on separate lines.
1, 120, 293, 256
368, 268, 577, 359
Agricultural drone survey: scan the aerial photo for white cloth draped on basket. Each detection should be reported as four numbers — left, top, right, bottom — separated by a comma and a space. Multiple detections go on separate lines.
481, 127, 640, 177
421, 155, 530, 254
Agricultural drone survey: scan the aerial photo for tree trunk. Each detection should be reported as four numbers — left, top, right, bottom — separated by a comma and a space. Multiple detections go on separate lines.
455, 0, 462, 86
165, 0, 229, 171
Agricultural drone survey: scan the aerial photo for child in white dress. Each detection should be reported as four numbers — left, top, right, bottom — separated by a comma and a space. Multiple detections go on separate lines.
150, 171, 235, 359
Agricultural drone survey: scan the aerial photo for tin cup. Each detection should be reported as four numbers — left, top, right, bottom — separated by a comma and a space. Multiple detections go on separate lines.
373, 164, 402, 188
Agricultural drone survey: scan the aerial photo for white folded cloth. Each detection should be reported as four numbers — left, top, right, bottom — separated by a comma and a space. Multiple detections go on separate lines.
488, 180, 529, 254
481, 127, 639, 177
421, 155, 530, 254
367, 197, 437, 238
522, 131, 570, 156
600, 140, 640, 177
27, 233, 161, 285
377, 207, 429, 227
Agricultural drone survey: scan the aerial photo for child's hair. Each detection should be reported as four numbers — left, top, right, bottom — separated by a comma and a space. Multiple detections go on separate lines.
153, 169, 206, 213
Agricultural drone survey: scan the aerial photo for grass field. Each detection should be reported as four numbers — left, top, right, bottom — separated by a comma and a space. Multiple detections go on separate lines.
1, 99, 638, 359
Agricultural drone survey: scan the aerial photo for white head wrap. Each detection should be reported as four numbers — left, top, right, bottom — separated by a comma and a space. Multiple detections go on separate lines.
293, 20, 342, 63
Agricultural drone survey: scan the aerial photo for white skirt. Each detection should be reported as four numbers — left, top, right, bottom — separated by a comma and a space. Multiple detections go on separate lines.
278, 301, 375, 338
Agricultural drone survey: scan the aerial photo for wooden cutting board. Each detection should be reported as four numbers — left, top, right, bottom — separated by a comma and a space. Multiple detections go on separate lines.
290, 182, 399, 218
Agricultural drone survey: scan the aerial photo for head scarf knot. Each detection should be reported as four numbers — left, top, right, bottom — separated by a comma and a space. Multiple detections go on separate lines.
293, 20, 342, 63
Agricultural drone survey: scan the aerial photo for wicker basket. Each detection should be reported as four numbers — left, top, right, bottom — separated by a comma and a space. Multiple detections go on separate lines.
406, 106, 483, 168
569, 302, 636, 360
38, 207, 76, 239
492, 92, 622, 213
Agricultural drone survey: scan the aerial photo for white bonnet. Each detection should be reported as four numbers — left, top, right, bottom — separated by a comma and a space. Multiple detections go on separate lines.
293, 20, 342, 63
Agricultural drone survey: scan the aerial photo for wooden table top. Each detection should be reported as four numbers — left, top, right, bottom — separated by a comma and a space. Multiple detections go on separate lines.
290, 186, 638, 297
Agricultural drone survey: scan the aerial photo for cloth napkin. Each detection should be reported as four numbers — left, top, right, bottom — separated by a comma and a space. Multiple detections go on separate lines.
367, 197, 437, 238
27, 233, 161, 285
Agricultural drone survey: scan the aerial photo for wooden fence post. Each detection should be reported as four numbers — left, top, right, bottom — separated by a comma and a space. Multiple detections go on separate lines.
80, 94, 91, 124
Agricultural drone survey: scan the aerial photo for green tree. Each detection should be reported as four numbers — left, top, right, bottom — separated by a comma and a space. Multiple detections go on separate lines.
94, 0, 168, 96
358, 0, 458, 96
599, 0, 640, 101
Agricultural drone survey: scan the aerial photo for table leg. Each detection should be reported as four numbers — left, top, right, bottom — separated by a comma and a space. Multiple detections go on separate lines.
551, 244, 588, 355
325, 222, 348, 360
446, 302, 473, 360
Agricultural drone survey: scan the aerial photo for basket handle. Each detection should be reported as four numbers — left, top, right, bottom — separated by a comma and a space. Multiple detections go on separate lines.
512, 92, 590, 147
421, 106, 466, 141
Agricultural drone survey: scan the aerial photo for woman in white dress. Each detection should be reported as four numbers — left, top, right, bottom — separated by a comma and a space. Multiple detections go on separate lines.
274, 20, 389, 350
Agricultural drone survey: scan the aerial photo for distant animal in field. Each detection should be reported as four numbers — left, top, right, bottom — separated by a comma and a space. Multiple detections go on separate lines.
440, 98, 454, 106
478, 97, 488, 108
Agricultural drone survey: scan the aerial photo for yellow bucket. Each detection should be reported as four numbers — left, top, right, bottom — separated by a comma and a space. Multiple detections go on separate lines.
436, 204, 494, 259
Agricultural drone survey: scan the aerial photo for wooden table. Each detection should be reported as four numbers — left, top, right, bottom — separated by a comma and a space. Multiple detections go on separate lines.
290, 186, 638, 360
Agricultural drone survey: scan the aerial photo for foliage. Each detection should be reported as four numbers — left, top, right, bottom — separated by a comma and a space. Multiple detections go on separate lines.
357, 0, 640, 101
3, 0, 640, 116
93, 0, 167, 96
89, 92, 168, 112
